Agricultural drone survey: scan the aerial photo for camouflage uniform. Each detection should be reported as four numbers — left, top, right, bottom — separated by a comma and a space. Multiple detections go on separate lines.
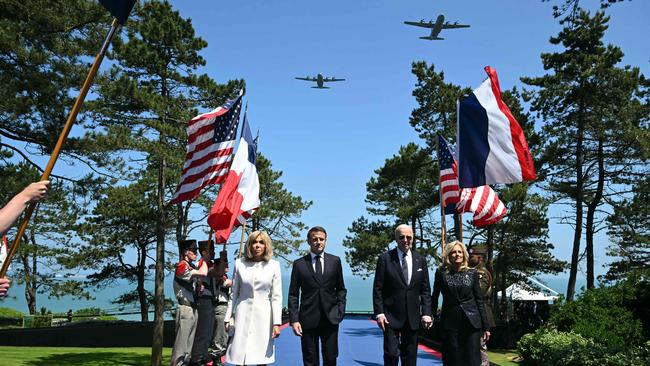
470, 245, 495, 366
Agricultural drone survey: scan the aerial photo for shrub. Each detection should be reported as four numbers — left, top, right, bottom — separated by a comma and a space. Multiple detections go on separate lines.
548, 284, 643, 352
518, 329, 650, 366
517, 328, 600, 366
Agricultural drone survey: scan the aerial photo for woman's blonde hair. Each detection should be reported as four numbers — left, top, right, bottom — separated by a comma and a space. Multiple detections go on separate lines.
441, 240, 470, 272
244, 230, 273, 262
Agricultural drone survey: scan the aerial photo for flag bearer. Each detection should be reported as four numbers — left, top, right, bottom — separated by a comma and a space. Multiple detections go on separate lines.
210, 251, 232, 366
190, 240, 218, 366
171, 239, 207, 366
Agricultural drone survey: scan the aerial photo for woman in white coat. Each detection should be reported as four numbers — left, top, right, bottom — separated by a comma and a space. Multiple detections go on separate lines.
225, 231, 282, 365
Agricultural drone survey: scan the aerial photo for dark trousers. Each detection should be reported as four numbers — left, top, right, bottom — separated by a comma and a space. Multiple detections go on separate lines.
382, 326, 418, 366
441, 315, 481, 366
301, 318, 339, 366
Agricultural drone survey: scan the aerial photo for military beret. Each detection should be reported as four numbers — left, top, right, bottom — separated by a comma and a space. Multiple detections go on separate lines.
469, 245, 487, 255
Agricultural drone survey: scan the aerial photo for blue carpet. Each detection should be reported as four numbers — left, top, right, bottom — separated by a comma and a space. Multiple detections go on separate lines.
227, 315, 442, 365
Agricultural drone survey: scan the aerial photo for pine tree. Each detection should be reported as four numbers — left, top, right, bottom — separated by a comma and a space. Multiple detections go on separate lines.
604, 175, 650, 281
87, 2, 241, 364
522, 10, 649, 298
343, 143, 440, 276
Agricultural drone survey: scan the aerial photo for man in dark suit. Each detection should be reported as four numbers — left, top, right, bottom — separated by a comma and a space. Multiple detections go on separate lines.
373, 224, 433, 366
288, 226, 347, 366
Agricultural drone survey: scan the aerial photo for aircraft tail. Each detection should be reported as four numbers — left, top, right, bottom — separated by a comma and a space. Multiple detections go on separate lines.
420, 36, 444, 40
311, 86, 330, 89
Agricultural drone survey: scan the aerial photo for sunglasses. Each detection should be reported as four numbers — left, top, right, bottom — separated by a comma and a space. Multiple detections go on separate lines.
398, 235, 413, 240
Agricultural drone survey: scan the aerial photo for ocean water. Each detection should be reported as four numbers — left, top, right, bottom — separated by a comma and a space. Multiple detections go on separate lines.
0, 273, 586, 320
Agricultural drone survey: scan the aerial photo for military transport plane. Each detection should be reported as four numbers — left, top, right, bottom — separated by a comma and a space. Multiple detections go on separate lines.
404, 14, 470, 40
295, 74, 345, 89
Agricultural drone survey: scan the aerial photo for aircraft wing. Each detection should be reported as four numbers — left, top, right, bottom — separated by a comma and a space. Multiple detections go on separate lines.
442, 23, 470, 29
324, 78, 345, 82
403, 21, 435, 29
295, 77, 316, 81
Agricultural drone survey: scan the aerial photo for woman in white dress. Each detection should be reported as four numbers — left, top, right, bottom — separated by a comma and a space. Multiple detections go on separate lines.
225, 231, 282, 365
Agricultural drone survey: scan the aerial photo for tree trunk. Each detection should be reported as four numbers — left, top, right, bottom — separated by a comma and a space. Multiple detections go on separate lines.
21, 232, 38, 315
411, 216, 417, 247
585, 137, 604, 290
567, 101, 586, 302
138, 243, 149, 322
151, 156, 166, 366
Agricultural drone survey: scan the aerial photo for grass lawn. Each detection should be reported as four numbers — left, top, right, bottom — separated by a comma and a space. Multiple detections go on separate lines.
0, 346, 172, 365
488, 349, 521, 366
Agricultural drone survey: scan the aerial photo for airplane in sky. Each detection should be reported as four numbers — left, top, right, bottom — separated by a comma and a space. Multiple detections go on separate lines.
404, 14, 470, 40
295, 74, 345, 89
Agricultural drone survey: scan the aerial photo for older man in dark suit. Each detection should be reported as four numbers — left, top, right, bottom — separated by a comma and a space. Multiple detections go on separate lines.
373, 224, 432, 366
289, 226, 347, 366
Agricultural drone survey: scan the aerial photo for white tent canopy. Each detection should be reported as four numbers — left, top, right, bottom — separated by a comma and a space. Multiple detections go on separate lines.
498, 277, 560, 302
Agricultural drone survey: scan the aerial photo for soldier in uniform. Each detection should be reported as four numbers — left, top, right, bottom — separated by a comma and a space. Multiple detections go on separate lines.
190, 240, 218, 366
469, 245, 495, 366
210, 250, 231, 366
171, 239, 208, 366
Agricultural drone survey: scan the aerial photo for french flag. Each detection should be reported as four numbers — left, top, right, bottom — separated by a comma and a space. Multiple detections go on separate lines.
208, 111, 260, 243
457, 66, 536, 188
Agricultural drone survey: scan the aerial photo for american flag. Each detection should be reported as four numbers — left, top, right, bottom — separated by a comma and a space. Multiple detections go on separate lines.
170, 92, 243, 204
438, 134, 460, 214
437, 134, 507, 227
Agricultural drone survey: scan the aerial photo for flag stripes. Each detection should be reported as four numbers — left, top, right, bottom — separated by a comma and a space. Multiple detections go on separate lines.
456, 186, 507, 227
170, 93, 243, 204
438, 134, 507, 227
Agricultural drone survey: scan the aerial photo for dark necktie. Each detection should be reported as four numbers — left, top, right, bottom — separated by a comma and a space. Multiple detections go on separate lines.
401, 252, 409, 284
315, 255, 323, 278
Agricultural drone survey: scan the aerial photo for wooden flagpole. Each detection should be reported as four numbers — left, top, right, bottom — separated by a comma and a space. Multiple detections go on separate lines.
0, 19, 121, 278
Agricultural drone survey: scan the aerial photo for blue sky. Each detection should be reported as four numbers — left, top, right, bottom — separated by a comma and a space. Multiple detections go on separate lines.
166, 0, 649, 278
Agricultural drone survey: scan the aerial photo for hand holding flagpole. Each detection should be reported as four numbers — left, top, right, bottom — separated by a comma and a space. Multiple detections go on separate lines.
0, 0, 136, 276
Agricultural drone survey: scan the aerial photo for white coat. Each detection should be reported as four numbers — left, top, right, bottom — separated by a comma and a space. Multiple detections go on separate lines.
225, 258, 282, 365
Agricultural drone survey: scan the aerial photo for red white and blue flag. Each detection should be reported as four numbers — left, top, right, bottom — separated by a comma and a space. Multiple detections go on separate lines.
438, 134, 507, 227
438, 134, 460, 215
170, 92, 243, 204
208, 110, 260, 243
457, 66, 536, 188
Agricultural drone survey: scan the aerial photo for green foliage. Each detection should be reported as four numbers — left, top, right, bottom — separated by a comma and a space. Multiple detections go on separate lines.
522, 9, 650, 297
0, 307, 24, 318
518, 329, 599, 366
549, 288, 643, 352
0, 163, 92, 314
605, 175, 650, 282
344, 143, 440, 276
0, 0, 107, 155
343, 217, 394, 277
253, 154, 312, 259
408, 61, 470, 150
518, 329, 650, 366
